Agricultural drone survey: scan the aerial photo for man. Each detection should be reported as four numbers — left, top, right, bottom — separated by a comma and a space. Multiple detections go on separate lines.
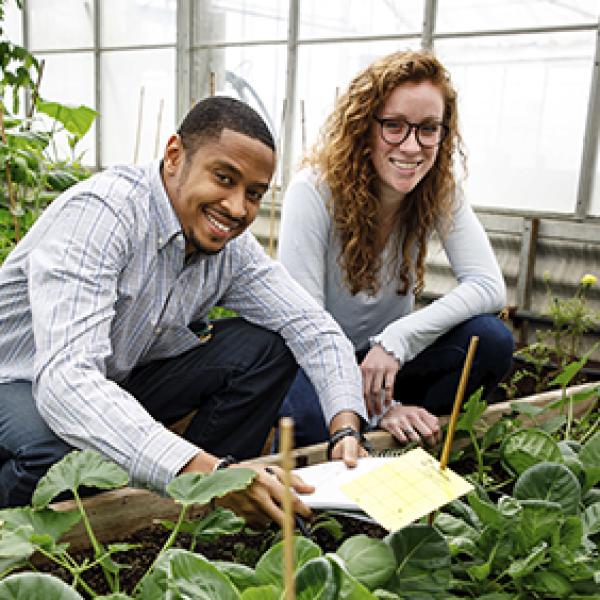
0, 97, 370, 527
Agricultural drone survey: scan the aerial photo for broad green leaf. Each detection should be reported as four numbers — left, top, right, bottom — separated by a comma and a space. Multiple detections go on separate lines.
433, 512, 479, 557
0, 525, 35, 559
96, 595, 133, 599
0, 572, 84, 599
582, 502, 600, 537
466, 542, 498, 582
467, 493, 511, 531
136, 548, 185, 600
372, 591, 400, 599
514, 462, 581, 515
582, 488, 600, 507
579, 432, 600, 492
445, 499, 482, 529
500, 429, 562, 475
212, 561, 260, 591
516, 499, 563, 550
336, 535, 395, 590
240, 585, 280, 599
526, 570, 573, 597
0, 506, 80, 543
327, 553, 378, 599
384, 524, 450, 594
45, 168, 81, 192
295, 556, 337, 600
32, 450, 128, 509
549, 359, 587, 388
36, 100, 97, 136
509, 401, 545, 416
166, 469, 256, 508
560, 516, 584, 551
255, 536, 321, 587
167, 550, 241, 599
455, 388, 486, 433
172, 507, 245, 540
506, 541, 548, 578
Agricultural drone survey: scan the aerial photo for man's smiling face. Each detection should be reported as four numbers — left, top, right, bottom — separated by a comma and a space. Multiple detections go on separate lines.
163, 128, 275, 255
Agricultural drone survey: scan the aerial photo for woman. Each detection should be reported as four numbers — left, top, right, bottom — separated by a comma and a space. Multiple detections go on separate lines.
277, 50, 514, 448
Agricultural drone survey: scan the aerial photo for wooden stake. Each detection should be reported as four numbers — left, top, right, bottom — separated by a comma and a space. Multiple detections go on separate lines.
153, 98, 164, 159
268, 99, 287, 257
133, 86, 145, 165
0, 106, 20, 241
439, 336, 479, 470
210, 72, 216, 96
280, 416, 296, 600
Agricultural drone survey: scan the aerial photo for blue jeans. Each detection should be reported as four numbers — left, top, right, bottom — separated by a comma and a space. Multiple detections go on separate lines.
277, 314, 514, 449
0, 318, 297, 508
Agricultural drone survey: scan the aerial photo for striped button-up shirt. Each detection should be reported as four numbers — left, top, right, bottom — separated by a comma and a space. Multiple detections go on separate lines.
0, 160, 364, 492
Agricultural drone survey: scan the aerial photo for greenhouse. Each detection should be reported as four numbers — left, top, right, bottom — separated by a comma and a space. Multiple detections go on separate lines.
0, 1, 599, 599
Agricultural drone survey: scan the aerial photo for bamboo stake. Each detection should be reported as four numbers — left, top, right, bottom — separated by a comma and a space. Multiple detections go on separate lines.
153, 98, 164, 159
133, 86, 145, 165
26, 58, 45, 121
439, 336, 479, 469
210, 71, 216, 96
280, 416, 295, 600
268, 98, 287, 257
0, 106, 20, 241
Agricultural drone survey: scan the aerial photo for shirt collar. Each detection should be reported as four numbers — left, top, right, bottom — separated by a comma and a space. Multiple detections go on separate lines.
147, 159, 184, 252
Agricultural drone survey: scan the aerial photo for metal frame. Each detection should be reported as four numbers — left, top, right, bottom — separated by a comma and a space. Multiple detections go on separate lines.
17, 1, 600, 233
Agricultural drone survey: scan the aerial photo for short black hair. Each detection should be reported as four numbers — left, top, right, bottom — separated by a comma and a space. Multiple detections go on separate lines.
177, 96, 275, 158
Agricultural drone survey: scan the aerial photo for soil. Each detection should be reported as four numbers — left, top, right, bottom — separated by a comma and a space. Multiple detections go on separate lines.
35, 514, 388, 597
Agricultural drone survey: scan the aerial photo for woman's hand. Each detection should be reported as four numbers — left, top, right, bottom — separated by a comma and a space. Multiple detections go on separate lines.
360, 344, 401, 417
379, 404, 441, 447
215, 463, 315, 530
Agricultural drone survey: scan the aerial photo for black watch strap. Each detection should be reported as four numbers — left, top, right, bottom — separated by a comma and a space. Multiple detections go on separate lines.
327, 427, 373, 460
212, 454, 237, 472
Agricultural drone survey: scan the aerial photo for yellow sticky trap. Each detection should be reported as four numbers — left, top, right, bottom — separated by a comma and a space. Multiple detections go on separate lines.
340, 447, 473, 531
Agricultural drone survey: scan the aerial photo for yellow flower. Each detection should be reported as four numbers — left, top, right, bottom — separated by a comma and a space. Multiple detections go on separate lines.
580, 273, 597, 287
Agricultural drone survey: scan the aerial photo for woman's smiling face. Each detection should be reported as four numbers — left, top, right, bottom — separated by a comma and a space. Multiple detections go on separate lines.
370, 80, 445, 202
163, 128, 274, 256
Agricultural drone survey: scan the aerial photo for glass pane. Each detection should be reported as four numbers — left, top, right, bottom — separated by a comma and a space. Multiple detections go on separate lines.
101, 49, 175, 167
28, 0, 93, 51
4, 0, 23, 45
101, 0, 176, 47
34, 52, 96, 167
437, 0, 598, 32
436, 32, 595, 214
193, 0, 288, 44
299, 0, 424, 39
295, 40, 421, 166
190, 44, 287, 147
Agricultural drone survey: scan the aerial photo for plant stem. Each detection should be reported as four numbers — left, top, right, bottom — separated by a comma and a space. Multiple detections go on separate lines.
564, 387, 573, 440
132, 504, 188, 597
469, 431, 484, 484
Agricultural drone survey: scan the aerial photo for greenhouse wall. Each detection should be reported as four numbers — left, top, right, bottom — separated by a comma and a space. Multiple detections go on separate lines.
6, 0, 600, 334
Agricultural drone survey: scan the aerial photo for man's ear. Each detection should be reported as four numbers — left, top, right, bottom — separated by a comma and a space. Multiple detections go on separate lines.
163, 134, 184, 176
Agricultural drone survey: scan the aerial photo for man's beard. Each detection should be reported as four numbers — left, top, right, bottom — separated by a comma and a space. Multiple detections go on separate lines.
183, 230, 223, 256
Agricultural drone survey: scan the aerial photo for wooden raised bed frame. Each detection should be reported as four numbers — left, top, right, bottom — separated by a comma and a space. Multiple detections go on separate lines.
51, 382, 598, 551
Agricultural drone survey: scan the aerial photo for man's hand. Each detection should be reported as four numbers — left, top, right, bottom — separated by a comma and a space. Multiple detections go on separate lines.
214, 462, 314, 529
180, 452, 314, 529
379, 404, 441, 447
329, 433, 370, 467
360, 344, 401, 417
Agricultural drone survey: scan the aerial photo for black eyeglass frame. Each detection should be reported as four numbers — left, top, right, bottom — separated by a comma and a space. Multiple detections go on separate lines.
373, 116, 449, 148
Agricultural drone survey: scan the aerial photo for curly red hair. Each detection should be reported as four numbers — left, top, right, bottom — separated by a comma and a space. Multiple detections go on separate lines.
307, 50, 466, 296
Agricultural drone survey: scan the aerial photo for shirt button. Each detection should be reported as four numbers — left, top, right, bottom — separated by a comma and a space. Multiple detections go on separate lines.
157, 237, 163, 246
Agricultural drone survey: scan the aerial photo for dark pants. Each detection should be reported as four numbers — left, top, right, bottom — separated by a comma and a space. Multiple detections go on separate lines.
0, 318, 297, 508
277, 314, 514, 448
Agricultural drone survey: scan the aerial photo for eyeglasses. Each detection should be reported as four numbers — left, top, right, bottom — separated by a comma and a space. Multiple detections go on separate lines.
373, 116, 448, 148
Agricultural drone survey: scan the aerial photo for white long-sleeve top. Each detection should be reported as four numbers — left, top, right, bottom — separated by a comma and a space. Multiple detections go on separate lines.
278, 168, 506, 366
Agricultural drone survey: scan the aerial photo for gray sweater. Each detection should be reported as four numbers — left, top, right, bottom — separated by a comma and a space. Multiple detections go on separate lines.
278, 168, 506, 366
